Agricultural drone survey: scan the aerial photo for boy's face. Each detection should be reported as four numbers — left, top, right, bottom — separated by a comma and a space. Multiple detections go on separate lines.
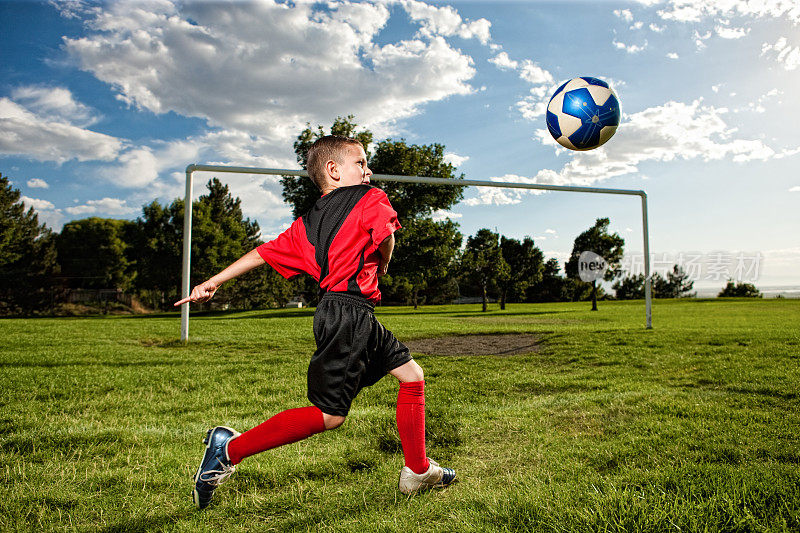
334, 144, 372, 188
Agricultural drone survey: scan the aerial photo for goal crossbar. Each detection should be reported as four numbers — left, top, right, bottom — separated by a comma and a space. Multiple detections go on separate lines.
181, 164, 652, 340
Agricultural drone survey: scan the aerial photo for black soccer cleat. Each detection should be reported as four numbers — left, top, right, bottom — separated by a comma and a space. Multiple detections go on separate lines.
193, 426, 240, 509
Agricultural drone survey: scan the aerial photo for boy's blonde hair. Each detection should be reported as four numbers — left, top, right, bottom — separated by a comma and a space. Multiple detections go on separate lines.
307, 135, 365, 191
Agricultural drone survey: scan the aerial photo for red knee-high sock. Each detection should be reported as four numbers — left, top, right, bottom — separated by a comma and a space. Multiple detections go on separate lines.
396, 380, 429, 475
226, 406, 326, 465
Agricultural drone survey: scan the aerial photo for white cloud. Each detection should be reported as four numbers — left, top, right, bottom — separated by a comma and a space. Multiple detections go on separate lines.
401, 0, 492, 44
430, 209, 463, 222
519, 60, 553, 85
463, 174, 546, 206
0, 96, 122, 163
21, 196, 55, 211
789, 186, 800, 192
547, 99, 791, 168
715, 25, 749, 39
667, 52, 679, 59
63, 0, 479, 142
761, 37, 800, 70
516, 97, 549, 121
463, 186, 521, 206
186, 169, 292, 223
490, 53, 555, 121
11, 86, 98, 127
613, 39, 647, 53
98, 147, 159, 189
48, 0, 93, 19
694, 29, 712, 49
94, 128, 297, 205
657, 1, 800, 24
20, 194, 65, 229
735, 88, 783, 114
658, 2, 704, 22
614, 9, 634, 22
467, 99, 798, 205
64, 197, 137, 216
488, 51, 518, 70
27, 178, 49, 189
444, 152, 469, 167
649, 23, 665, 32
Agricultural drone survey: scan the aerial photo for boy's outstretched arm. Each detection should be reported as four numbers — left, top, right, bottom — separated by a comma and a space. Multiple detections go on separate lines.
174, 248, 266, 306
377, 233, 394, 277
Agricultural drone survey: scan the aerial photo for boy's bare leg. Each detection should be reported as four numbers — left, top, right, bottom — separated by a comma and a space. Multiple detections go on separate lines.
322, 414, 346, 430
389, 359, 424, 383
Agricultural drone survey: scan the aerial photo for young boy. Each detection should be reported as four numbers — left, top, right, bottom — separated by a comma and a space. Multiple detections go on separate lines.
175, 135, 456, 509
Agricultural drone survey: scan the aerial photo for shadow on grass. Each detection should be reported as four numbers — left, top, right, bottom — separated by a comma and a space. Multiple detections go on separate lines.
98, 511, 188, 533
513, 381, 607, 396
3, 305, 574, 322
0, 308, 314, 321
224, 309, 316, 319
0, 358, 198, 368
2, 431, 126, 456
379, 308, 570, 318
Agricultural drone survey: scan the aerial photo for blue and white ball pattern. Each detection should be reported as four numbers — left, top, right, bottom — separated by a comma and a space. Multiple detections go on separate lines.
546, 77, 621, 151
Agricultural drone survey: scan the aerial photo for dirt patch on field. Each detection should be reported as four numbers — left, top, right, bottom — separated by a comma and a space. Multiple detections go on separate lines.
405, 333, 542, 356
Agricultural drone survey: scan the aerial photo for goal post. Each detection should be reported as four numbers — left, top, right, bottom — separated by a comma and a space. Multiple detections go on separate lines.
181, 163, 652, 341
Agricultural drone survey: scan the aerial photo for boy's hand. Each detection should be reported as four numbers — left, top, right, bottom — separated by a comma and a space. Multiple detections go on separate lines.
377, 233, 394, 277
174, 280, 218, 306
378, 259, 389, 277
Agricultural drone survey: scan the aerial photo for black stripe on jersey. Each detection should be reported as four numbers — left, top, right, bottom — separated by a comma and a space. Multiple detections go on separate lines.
303, 185, 372, 290
347, 240, 371, 294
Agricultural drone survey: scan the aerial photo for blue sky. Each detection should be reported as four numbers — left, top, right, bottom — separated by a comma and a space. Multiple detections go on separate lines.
2, 0, 799, 292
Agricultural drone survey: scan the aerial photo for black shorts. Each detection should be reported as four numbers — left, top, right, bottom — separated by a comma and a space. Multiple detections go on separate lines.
307, 292, 412, 417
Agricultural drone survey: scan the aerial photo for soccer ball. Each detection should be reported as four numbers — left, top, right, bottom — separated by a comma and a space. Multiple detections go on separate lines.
546, 77, 621, 151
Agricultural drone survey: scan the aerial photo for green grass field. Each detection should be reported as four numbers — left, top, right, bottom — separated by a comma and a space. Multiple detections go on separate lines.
2, 299, 799, 532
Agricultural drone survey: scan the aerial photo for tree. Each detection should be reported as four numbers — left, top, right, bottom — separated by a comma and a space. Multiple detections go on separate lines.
718, 280, 762, 298
565, 218, 625, 311
526, 258, 566, 302
498, 236, 544, 309
664, 265, 695, 298
0, 173, 58, 314
460, 228, 509, 312
133, 199, 184, 309
191, 178, 259, 283
132, 178, 293, 310
614, 265, 694, 300
56, 218, 136, 290
612, 273, 646, 300
368, 139, 465, 221
385, 217, 462, 309
191, 178, 291, 310
281, 116, 465, 221
282, 115, 373, 218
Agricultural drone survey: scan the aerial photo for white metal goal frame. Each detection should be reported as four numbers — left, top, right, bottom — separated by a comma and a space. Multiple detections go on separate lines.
180, 164, 653, 341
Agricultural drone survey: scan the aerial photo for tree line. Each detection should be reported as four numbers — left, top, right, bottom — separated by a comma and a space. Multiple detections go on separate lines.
3, 116, 750, 316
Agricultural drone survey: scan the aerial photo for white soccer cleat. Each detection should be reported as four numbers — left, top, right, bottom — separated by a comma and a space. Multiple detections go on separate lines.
398, 458, 456, 494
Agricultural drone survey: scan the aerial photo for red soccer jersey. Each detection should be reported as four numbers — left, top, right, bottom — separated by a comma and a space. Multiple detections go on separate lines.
256, 185, 401, 302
